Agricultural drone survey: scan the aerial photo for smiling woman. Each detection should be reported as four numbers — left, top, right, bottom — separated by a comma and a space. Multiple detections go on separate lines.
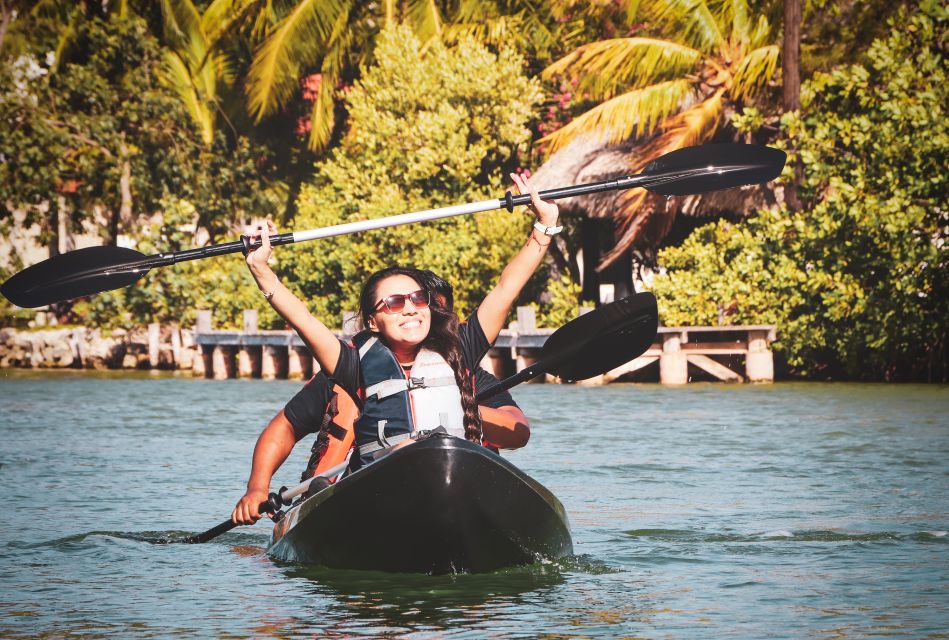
232, 172, 560, 523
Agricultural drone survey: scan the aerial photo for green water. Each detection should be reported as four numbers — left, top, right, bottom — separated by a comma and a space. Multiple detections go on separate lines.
1, 370, 947, 638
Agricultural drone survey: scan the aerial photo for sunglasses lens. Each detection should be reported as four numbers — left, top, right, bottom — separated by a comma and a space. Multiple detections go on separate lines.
410, 291, 430, 308
377, 290, 430, 314
382, 295, 406, 313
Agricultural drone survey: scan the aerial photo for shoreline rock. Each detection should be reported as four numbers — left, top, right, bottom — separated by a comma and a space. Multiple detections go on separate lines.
0, 326, 196, 371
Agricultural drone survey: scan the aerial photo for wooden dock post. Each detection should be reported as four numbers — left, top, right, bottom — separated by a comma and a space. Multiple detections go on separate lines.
238, 346, 261, 378
239, 311, 261, 378
660, 331, 688, 384
170, 324, 182, 368
212, 346, 235, 379
288, 347, 312, 379
262, 346, 288, 380
745, 329, 775, 382
148, 323, 160, 369
193, 311, 213, 377
514, 307, 543, 383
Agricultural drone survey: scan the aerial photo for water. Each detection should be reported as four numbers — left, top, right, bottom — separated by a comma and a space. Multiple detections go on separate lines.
1, 370, 947, 638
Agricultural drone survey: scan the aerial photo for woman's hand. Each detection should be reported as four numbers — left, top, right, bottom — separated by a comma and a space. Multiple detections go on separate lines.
245, 219, 276, 278
510, 172, 559, 228
231, 488, 270, 525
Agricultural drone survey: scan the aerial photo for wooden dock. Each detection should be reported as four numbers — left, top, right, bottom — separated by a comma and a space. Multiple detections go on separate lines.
191, 308, 776, 384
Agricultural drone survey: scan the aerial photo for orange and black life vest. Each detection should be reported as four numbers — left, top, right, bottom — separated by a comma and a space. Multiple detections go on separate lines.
300, 384, 358, 482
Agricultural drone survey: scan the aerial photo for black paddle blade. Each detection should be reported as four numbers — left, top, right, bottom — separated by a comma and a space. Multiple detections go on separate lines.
642, 143, 786, 196
542, 293, 659, 381
1, 245, 149, 308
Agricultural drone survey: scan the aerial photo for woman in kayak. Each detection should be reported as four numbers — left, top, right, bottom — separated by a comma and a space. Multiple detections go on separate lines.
234, 172, 558, 521
232, 271, 528, 525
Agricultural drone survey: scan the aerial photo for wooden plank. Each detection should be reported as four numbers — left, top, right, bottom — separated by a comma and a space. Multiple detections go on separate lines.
604, 356, 659, 382
686, 354, 744, 382
682, 342, 749, 355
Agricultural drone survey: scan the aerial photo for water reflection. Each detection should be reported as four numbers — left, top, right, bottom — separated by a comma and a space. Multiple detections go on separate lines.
278, 560, 567, 631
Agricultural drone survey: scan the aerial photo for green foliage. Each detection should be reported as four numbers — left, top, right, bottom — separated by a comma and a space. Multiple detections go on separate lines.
277, 25, 543, 325
70, 198, 283, 330
532, 273, 584, 328
650, 5, 948, 380
0, 13, 280, 246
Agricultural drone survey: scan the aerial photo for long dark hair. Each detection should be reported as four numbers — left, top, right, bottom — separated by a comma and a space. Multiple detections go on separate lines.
359, 266, 482, 443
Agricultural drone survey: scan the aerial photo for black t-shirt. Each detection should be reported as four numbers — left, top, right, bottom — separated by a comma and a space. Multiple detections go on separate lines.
283, 313, 515, 438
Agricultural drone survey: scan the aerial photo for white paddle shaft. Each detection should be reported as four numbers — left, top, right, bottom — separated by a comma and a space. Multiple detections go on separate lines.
292, 198, 503, 243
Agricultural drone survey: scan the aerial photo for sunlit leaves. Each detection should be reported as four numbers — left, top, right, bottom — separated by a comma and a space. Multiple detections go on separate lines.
649, 6, 947, 380
278, 26, 542, 321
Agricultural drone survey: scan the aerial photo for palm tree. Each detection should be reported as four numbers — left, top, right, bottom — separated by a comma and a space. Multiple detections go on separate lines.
223, 0, 566, 152
159, 0, 221, 146
225, 0, 447, 152
539, 0, 780, 268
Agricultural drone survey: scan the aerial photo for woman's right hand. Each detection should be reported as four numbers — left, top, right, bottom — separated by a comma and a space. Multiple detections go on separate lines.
231, 489, 270, 525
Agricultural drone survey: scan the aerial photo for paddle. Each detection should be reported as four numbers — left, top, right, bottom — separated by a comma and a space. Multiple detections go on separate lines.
1, 144, 785, 308
180, 293, 658, 544
476, 292, 659, 401
170, 458, 351, 544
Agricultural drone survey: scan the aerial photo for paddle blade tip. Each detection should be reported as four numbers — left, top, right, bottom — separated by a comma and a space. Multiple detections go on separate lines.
644, 144, 787, 196
1, 246, 149, 308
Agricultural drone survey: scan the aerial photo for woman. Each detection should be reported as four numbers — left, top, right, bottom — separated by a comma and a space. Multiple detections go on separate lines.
233, 173, 558, 523
231, 272, 529, 526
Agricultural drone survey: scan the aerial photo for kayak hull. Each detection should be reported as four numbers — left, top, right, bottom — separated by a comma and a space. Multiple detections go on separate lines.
267, 434, 573, 573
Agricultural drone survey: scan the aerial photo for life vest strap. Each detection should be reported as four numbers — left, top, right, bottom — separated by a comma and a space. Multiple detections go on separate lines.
364, 375, 457, 401
355, 426, 448, 458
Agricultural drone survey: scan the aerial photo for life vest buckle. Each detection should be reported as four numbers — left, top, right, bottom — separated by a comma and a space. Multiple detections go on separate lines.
407, 376, 426, 390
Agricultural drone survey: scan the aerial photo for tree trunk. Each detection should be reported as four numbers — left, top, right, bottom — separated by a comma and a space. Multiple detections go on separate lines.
783, 0, 803, 211
0, 1, 12, 55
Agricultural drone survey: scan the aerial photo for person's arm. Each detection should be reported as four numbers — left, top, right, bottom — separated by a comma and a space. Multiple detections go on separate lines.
480, 405, 530, 449
244, 220, 341, 375
477, 173, 560, 343
231, 410, 302, 525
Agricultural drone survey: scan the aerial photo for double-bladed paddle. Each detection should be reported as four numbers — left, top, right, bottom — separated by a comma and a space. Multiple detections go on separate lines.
1, 144, 785, 308
176, 293, 659, 544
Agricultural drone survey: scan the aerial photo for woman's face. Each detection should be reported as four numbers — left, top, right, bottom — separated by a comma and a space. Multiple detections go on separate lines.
366, 274, 431, 350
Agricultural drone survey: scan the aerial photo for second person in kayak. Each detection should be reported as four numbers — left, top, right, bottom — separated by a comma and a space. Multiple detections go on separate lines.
243, 172, 558, 464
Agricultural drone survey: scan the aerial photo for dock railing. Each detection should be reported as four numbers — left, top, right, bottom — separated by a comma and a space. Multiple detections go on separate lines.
192, 308, 776, 384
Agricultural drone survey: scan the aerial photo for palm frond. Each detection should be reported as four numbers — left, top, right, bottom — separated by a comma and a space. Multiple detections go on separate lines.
539, 79, 693, 154
646, 0, 723, 54
408, 0, 443, 43
730, 44, 778, 102
306, 69, 337, 152
621, 0, 643, 25
443, 15, 516, 47
163, 51, 216, 145
303, 7, 356, 152
160, 0, 203, 52
748, 15, 772, 50
246, 0, 347, 122
718, 0, 750, 48
201, 0, 263, 49
598, 90, 724, 268
544, 38, 701, 100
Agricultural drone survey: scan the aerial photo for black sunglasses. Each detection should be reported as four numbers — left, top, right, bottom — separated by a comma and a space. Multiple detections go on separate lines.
373, 289, 431, 314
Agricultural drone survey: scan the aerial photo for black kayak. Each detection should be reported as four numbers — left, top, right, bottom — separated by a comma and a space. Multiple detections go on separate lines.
267, 432, 573, 573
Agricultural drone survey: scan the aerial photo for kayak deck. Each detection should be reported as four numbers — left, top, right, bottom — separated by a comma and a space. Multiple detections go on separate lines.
267, 434, 573, 573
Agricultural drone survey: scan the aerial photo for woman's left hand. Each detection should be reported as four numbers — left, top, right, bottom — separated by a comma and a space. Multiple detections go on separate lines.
510, 172, 558, 228
245, 219, 277, 278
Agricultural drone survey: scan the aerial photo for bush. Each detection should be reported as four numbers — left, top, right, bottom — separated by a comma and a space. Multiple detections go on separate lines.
650, 6, 947, 380
277, 25, 545, 323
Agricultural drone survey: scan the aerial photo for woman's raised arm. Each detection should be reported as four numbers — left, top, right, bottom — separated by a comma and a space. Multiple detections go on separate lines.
244, 220, 341, 375
477, 173, 560, 342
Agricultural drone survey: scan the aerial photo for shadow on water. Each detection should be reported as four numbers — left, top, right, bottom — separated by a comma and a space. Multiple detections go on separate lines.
270, 554, 618, 630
